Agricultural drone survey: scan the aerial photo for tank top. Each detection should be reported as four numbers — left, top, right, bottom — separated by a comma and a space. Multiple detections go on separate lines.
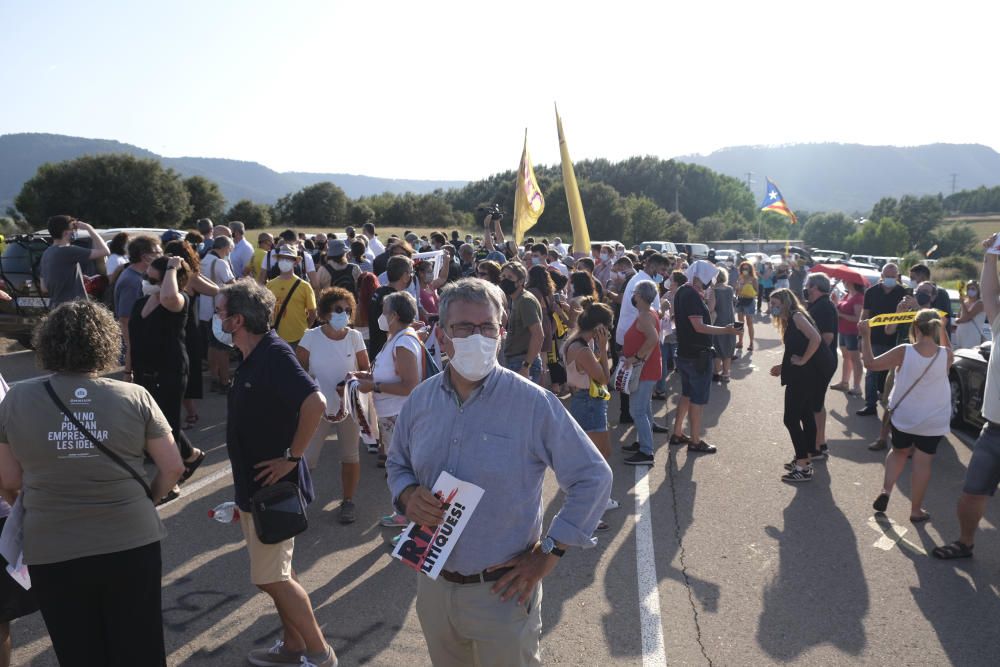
562, 337, 593, 390
887, 345, 950, 436
738, 279, 757, 298
622, 308, 662, 381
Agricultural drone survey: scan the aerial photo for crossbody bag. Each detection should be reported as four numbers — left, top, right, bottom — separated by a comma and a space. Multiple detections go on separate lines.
272, 278, 302, 333
43, 380, 153, 501
886, 347, 942, 418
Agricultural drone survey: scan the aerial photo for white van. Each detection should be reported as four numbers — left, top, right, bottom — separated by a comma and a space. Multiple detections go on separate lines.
639, 241, 679, 255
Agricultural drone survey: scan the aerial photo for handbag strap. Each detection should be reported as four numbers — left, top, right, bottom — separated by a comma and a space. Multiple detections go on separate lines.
43, 380, 153, 500
888, 346, 942, 415
272, 278, 301, 332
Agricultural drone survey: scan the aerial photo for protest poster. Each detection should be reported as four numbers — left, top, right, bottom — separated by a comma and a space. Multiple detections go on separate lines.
391, 471, 484, 580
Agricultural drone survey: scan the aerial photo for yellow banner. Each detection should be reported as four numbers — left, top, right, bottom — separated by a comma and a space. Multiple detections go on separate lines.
512, 130, 545, 245
555, 105, 591, 255
868, 310, 948, 327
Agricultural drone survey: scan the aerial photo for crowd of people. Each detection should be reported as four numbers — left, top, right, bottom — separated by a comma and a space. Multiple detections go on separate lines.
0, 213, 998, 665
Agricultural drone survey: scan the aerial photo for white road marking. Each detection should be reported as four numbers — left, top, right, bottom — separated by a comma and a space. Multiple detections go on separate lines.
635, 465, 667, 666
867, 515, 926, 554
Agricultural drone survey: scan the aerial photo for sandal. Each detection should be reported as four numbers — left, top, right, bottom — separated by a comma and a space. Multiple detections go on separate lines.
595, 520, 610, 532
910, 511, 931, 523
829, 382, 849, 391
687, 441, 718, 454
932, 541, 973, 559
181, 450, 207, 483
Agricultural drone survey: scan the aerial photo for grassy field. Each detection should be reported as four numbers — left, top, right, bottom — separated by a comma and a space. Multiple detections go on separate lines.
942, 214, 1000, 240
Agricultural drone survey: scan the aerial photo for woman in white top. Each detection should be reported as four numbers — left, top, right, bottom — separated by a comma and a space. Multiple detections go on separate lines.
860, 309, 953, 522
953, 280, 989, 349
354, 290, 424, 528
296, 287, 369, 524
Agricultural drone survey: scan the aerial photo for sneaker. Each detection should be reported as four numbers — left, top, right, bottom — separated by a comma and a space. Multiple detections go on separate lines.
623, 452, 654, 466
668, 434, 690, 446
810, 449, 828, 462
856, 406, 878, 416
380, 512, 409, 528
366, 443, 379, 454
301, 645, 338, 667
781, 466, 814, 483
391, 531, 404, 547
651, 423, 670, 434
868, 439, 888, 451
605, 498, 621, 512
338, 500, 356, 524
783, 453, 824, 471
621, 442, 640, 453
873, 492, 890, 513
248, 639, 304, 666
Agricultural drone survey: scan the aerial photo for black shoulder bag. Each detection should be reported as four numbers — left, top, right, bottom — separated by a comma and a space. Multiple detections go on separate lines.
272, 278, 302, 333
251, 481, 308, 544
43, 380, 153, 501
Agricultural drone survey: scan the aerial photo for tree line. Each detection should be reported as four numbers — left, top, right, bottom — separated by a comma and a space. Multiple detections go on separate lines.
8, 153, 802, 246
943, 184, 1000, 215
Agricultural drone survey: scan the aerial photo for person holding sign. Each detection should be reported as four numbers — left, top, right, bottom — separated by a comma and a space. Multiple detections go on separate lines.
387, 278, 612, 667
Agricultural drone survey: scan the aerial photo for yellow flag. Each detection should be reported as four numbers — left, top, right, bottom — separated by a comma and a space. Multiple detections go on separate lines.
555, 105, 591, 255
513, 130, 545, 245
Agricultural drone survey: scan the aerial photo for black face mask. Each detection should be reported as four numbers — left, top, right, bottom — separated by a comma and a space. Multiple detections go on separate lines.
916, 292, 932, 306
499, 278, 517, 296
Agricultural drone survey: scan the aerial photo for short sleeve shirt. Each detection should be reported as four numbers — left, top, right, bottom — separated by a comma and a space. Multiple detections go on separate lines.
674, 284, 712, 358
808, 295, 839, 355
503, 291, 542, 358
226, 332, 319, 511
114, 266, 144, 319
0, 375, 171, 564
298, 326, 365, 414
863, 283, 905, 347
267, 276, 317, 344
40, 245, 92, 306
200, 253, 236, 322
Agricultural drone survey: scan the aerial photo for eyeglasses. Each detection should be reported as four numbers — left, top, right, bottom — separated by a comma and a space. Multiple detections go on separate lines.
450, 323, 501, 339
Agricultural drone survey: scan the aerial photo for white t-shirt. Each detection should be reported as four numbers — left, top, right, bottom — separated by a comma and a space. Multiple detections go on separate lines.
372, 328, 423, 418
299, 327, 366, 415
199, 253, 235, 322
368, 236, 386, 257
106, 253, 126, 276
230, 238, 255, 279
616, 270, 661, 345
982, 318, 1000, 424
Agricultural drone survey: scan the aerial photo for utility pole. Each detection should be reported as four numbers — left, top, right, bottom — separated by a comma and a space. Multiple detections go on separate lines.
950, 173, 958, 194
745, 171, 754, 190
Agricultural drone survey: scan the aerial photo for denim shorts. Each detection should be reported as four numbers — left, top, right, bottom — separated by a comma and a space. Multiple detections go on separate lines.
569, 390, 608, 433
675, 356, 712, 405
963, 422, 1000, 496
736, 298, 755, 315
840, 333, 859, 351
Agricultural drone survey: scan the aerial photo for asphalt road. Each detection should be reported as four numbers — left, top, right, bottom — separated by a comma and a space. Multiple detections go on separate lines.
4, 317, 1000, 666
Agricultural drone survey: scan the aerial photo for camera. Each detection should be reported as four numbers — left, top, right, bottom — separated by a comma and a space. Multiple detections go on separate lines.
476, 203, 503, 223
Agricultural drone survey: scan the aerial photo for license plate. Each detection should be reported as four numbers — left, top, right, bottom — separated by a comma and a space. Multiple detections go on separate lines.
16, 297, 48, 308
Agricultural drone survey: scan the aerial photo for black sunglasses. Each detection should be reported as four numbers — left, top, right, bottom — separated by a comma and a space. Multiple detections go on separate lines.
331, 305, 353, 314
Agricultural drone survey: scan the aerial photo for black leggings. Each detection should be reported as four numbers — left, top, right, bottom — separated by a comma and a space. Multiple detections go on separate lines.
758, 286, 773, 312
143, 374, 195, 460
784, 383, 817, 460
29, 541, 166, 667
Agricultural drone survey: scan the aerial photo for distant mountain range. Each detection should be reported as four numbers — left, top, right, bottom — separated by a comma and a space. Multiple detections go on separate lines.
3, 133, 1000, 215
677, 143, 1000, 212
0, 133, 467, 211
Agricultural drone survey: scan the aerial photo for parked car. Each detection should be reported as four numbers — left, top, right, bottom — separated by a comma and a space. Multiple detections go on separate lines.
713, 249, 741, 266
743, 252, 769, 266
0, 227, 166, 347
676, 243, 710, 260
950, 342, 990, 430
811, 249, 850, 263
639, 241, 678, 255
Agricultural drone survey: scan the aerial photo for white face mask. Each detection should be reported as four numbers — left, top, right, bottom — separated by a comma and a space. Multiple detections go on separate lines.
212, 314, 233, 347
378, 313, 390, 332
278, 259, 295, 274
447, 333, 498, 381
141, 280, 161, 296
967, 289, 979, 298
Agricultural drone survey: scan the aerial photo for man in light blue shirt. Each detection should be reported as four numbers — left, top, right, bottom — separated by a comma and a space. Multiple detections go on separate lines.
387, 278, 612, 666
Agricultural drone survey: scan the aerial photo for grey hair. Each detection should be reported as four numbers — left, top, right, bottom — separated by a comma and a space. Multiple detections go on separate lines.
439, 278, 506, 329
806, 272, 831, 293
384, 290, 418, 324
716, 267, 729, 285
221, 278, 276, 334
213, 235, 234, 250
459, 243, 474, 257
229, 221, 246, 235
634, 280, 658, 305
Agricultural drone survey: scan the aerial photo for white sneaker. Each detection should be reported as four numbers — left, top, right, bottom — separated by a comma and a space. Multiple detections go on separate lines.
604, 498, 621, 513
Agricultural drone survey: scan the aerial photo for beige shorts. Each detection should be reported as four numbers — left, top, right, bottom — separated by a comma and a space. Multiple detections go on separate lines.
305, 417, 361, 468
239, 510, 294, 585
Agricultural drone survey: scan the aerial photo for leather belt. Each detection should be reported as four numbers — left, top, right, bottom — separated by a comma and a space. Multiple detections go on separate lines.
440, 566, 513, 585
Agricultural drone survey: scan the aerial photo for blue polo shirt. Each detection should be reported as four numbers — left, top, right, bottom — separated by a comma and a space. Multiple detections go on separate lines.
226, 331, 318, 511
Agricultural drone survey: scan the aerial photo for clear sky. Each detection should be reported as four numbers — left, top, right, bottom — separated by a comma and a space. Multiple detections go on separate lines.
2, 0, 996, 181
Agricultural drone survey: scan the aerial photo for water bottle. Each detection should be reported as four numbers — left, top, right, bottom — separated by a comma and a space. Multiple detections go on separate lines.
208, 501, 240, 523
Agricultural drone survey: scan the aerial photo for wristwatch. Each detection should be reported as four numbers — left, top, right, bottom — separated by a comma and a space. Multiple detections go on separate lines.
284, 448, 302, 462
540, 536, 565, 557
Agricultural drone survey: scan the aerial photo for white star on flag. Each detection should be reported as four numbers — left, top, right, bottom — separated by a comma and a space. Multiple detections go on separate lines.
769, 191, 779, 200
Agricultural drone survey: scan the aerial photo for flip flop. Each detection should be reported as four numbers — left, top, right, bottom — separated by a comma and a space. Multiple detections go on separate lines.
932, 541, 973, 559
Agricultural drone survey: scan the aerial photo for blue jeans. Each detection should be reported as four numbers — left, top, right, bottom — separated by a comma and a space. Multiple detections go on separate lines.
504, 354, 542, 384
629, 380, 657, 455
864, 343, 890, 409
655, 340, 676, 394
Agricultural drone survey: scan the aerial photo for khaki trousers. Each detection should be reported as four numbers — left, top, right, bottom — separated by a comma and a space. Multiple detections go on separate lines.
416, 574, 543, 667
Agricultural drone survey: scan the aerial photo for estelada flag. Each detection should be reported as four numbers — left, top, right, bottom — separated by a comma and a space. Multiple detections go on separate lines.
555, 104, 592, 254
513, 130, 545, 245
760, 177, 798, 224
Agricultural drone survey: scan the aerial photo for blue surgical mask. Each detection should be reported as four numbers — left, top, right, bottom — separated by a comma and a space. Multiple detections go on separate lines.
771, 305, 782, 316
329, 312, 350, 329
883, 277, 897, 288
212, 314, 233, 347
654, 274, 664, 284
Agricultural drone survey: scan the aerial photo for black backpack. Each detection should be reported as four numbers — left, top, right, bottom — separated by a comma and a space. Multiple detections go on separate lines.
323, 261, 359, 297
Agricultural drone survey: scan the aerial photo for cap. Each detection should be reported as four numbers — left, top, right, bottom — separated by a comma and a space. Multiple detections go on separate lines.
327, 239, 347, 256
161, 229, 184, 243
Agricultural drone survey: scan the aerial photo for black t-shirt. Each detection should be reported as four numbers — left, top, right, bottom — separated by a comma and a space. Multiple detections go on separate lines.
129, 293, 189, 379
863, 283, 905, 347
674, 284, 712, 358
368, 285, 398, 357
373, 251, 391, 277
808, 295, 839, 356
226, 332, 318, 511
932, 289, 953, 340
